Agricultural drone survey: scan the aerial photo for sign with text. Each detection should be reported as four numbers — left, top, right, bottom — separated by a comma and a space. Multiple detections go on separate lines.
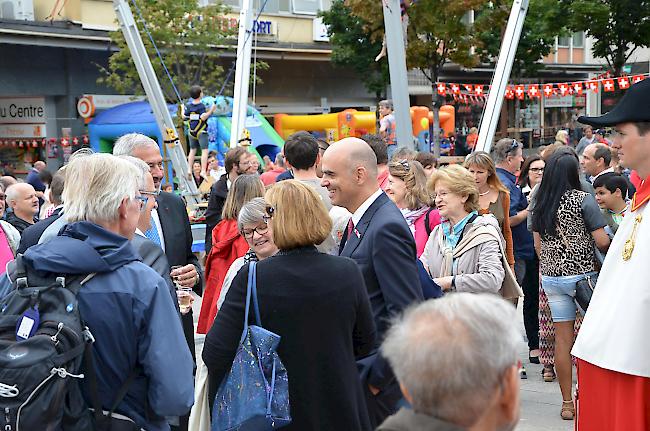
0, 97, 46, 124
0, 124, 47, 138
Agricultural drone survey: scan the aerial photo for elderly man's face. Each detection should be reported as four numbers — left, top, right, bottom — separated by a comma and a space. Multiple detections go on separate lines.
9, 184, 39, 219
132, 144, 164, 190
138, 173, 157, 232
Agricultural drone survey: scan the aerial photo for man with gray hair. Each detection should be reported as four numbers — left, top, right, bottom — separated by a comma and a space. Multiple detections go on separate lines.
20, 153, 194, 429
379, 294, 521, 431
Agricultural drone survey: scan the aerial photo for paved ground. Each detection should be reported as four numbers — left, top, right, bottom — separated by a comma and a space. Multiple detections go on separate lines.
191, 294, 574, 430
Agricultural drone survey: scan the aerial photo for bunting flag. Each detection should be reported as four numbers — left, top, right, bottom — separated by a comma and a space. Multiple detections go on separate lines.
0, 135, 90, 148
603, 79, 616, 92
618, 76, 630, 90
543, 84, 554, 97
515, 85, 525, 100
432, 73, 649, 102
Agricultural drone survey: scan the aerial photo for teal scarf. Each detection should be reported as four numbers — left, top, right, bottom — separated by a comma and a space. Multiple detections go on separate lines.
442, 211, 478, 249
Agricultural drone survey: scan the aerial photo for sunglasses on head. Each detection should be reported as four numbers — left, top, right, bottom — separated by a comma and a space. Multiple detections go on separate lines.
505, 140, 520, 155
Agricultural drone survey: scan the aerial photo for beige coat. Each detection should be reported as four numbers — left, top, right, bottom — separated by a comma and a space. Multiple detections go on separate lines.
420, 214, 505, 294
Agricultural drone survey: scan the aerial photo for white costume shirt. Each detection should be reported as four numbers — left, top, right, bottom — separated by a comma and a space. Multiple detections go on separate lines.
572, 200, 650, 377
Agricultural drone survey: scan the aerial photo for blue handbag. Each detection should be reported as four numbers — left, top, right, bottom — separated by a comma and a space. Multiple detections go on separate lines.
211, 261, 291, 431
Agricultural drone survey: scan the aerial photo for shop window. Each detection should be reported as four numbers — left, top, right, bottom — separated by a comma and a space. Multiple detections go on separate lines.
254, 0, 291, 13
320, 0, 331, 11
292, 0, 318, 14
557, 35, 570, 47
572, 31, 584, 48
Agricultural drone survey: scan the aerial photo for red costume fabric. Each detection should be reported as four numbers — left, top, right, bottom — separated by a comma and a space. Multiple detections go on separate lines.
197, 219, 249, 334
576, 359, 650, 431
631, 174, 650, 212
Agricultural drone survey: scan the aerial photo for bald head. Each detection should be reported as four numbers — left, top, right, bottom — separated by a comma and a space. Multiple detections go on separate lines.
328, 137, 378, 177
321, 137, 380, 212
34, 161, 46, 172
6, 183, 39, 222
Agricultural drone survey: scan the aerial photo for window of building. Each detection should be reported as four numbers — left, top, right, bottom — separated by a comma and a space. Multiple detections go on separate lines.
572, 31, 584, 48
557, 35, 570, 47
292, 0, 318, 14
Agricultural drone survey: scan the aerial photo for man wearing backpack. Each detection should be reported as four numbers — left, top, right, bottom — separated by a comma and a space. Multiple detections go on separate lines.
18, 153, 194, 430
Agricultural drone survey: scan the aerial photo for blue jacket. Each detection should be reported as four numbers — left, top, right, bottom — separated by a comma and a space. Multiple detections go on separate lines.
496, 168, 535, 260
23, 222, 194, 430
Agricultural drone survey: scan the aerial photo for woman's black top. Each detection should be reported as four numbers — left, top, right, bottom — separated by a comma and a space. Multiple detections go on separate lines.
203, 246, 376, 431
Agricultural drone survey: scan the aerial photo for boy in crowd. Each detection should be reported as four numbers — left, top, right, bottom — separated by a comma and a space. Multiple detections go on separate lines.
182, 85, 217, 179
593, 172, 629, 236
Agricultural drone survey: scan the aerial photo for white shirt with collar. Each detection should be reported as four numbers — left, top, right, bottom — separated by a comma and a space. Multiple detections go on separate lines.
351, 189, 383, 227
590, 167, 615, 183
150, 208, 166, 252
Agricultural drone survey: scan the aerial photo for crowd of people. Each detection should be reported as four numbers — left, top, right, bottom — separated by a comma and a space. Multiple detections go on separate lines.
1, 79, 649, 431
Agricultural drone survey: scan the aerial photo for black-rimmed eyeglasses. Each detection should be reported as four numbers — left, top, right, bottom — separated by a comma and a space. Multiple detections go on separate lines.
241, 224, 269, 239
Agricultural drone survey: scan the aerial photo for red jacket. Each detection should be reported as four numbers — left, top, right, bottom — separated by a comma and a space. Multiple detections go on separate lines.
197, 219, 249, 334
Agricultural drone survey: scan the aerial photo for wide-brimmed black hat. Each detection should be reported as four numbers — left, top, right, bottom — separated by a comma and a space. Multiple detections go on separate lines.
578, 78, 650, 127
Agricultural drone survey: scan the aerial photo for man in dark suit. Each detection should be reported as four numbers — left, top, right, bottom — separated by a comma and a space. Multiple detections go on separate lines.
321, 137, 423, 427
114, 133, 201, 431
17, 169, 65, 254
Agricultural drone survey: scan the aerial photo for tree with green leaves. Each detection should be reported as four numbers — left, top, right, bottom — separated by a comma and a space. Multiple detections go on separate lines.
475, 0, 568, 78
319, 0, 389, 100
561, 0, 650, 76
343, 0, 489, 152
98, 0, 234, 101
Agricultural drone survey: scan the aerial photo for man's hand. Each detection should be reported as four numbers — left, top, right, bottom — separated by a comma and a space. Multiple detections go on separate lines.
171, 264, 199, 288
368, 384, 380, 396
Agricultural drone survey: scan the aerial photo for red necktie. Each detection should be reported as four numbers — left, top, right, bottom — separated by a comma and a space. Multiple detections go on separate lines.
347, 218, 354, 239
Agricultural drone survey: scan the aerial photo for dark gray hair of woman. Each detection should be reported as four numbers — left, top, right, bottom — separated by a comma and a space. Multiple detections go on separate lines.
531, 149, 582, 237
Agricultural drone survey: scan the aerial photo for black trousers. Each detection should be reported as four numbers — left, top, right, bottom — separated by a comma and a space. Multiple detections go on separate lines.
515, 257, 540, 350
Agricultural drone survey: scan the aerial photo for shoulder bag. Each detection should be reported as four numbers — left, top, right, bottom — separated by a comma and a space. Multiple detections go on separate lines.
211, 261, 291, 431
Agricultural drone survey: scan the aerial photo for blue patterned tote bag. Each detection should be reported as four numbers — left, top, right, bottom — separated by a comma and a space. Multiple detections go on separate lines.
211, 261, 291, 431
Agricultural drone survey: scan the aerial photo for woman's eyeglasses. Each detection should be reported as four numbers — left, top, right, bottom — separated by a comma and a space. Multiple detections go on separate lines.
241, 224, 269, 239
529, 167, 544, 173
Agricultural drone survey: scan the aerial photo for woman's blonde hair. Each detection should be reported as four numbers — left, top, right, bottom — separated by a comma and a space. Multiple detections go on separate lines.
388, 160, 434, 209
264, 180, 332, 250
555, 130, 569, 145
463, 151, 508, 194
221, 174, 265, 221
428, 164, 480, 213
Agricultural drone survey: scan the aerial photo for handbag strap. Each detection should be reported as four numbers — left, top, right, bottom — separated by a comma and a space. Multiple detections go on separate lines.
240, 261, 262, 344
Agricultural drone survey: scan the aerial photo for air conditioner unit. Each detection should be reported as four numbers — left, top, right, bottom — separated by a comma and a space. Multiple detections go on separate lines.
0, 0, 34, 21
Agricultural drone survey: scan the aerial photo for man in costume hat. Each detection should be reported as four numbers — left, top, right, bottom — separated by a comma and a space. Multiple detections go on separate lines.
572, 78, 650, 430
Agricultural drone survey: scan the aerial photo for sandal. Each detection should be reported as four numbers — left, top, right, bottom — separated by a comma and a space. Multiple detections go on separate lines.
561, 400, 575, 420
543, 365, 556, 382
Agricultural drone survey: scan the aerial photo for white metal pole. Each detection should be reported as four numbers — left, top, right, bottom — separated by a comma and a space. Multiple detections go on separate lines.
382, 0, 414, 150
475, 0, 529, 153
230, 0, 254, 148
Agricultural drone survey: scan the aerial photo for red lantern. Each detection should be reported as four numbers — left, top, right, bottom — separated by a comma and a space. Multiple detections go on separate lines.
450, 83, 460, 95
474, 85, 484, 97
586, 81, 599, 93
32, 140, 38, 148
527, 84, 540, 98
463, 84, 473, 93
82, 135, 89, 145
505, 86, 515, 99
72, 137, 79, 146
61, 138, 69, 147
602, 79, 615, 92
436, 83, 446, 96
632, 75, 646, 84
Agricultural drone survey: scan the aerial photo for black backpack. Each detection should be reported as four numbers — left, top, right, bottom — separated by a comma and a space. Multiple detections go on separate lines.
0, 256, 140, 431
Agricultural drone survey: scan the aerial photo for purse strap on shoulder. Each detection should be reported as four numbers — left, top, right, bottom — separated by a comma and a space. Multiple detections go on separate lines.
240, 261, 262, 343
